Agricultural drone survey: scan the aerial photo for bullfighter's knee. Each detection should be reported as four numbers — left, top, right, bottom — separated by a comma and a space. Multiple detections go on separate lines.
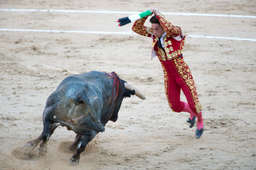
170, 103, 183, 113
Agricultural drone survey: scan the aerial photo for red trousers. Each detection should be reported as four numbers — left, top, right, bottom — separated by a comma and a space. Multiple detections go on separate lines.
160, 57, 202, 115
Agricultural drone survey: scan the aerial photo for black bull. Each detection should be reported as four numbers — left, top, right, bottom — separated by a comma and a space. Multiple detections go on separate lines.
25, 71, 145, 163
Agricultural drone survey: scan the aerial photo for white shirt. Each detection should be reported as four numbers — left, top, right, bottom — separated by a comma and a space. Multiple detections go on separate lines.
151, 33, 182, 59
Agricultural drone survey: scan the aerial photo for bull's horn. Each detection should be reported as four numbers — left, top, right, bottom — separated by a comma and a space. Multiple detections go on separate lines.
124, 82, 146, 100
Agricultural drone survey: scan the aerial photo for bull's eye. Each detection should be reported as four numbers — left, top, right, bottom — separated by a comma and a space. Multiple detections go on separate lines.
77, 100, 84, 104
74, 99, 84, 105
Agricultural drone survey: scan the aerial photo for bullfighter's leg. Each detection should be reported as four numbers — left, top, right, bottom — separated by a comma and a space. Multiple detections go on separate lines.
177, 76, 204, 139
164, 68, 203, 138
70, 131, 97, 164
164, 74, 195, 126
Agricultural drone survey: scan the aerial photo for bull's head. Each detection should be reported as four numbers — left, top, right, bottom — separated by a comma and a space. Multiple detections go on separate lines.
58, 88, 105, 133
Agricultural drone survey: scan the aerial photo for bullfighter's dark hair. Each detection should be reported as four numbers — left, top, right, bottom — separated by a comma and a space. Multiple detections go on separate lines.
150, 15, 160, 24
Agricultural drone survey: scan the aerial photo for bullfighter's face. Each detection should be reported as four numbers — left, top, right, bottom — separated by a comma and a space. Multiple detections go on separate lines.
151, 23, 164, 38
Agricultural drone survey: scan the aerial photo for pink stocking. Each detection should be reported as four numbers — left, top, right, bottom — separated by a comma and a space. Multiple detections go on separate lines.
182, 102, 196, 119
196, 112, 204, 130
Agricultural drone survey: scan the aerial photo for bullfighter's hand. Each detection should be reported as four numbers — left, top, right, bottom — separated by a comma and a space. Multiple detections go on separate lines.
151, 9, 160, 15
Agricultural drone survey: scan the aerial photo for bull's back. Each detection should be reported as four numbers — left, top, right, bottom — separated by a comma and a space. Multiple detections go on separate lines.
57, 71, 111, 90
75, 71, 112, 88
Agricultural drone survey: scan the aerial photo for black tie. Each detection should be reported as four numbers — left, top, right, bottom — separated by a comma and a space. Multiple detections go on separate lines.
157, 39, 164, 50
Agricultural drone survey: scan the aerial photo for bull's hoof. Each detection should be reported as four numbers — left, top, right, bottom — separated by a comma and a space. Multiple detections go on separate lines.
23, 143, 35, 152
12, 145, 38, 160
195, 128, 204, 139
70, 157, 79, 165
39, 146, 47, 157
187, 116, 196, 128
25, 140, 38, 150
25, 141, 34, 147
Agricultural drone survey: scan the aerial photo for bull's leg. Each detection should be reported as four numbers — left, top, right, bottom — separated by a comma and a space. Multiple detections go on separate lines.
25, 134, 43, 151
38, 122, 58, 156
25, 105, 56, 149
35, 105, 58, 155
24, 120, 57, 156
70, 131, 97, 164
69, 134, 81, 151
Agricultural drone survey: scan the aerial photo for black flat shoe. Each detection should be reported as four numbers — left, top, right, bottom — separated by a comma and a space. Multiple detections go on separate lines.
186, 116, 196, 128
195, 128, 204, 139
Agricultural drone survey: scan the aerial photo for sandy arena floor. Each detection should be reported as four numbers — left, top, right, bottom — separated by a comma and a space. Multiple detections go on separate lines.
0, 0, 256, 169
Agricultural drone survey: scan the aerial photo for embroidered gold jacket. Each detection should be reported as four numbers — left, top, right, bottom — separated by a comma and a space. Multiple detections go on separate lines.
132, 14, 202, 114
132, 13, 185, 61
